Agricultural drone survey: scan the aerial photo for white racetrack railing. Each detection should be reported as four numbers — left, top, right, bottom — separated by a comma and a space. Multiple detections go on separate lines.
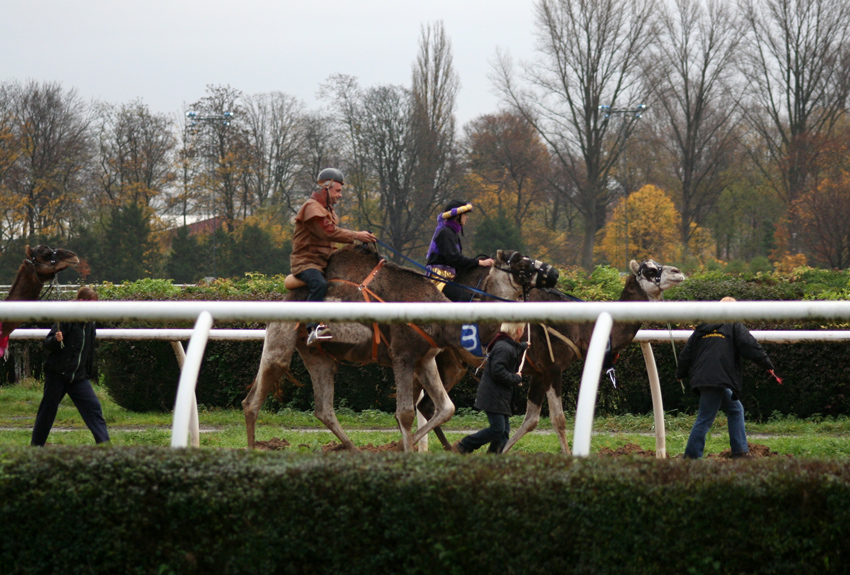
4, 300, 850, 454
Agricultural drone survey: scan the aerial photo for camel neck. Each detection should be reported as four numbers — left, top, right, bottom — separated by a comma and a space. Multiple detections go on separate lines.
5, 261, 45, 301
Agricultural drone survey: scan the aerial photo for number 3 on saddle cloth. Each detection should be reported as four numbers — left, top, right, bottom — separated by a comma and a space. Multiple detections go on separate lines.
461, 323, 484, 357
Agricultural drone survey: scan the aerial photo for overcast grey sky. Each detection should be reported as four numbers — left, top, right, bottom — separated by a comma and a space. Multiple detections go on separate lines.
3, 0, 538, 127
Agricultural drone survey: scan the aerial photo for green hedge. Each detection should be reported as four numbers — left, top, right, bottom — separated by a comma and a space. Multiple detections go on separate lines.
1, 447, 848, 575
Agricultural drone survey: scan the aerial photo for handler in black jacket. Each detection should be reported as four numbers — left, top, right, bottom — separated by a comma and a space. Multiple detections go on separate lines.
676, 297, 774, 459
31, 287, 110, 446
453, 322, 527, 454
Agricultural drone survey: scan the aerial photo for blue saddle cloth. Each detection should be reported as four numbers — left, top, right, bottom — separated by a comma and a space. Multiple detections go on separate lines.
460, 323, 484, 357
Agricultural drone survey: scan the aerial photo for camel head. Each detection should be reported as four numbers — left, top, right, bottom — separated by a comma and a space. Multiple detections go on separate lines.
26, 245, 80, 282
629, 259, 685, 301
487, 250, 560, 300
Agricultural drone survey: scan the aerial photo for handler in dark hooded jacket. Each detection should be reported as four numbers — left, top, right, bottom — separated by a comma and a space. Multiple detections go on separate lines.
453, 322, 527, 454
676, 297, 775, 459
31, 286, 110, 446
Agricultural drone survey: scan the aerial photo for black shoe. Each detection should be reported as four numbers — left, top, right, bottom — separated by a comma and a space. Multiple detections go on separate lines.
307, 324, 332, 346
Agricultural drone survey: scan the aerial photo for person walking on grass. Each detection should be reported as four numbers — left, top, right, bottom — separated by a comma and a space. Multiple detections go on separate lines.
676, 296, 777, 459
31, 286, 110, 446
453, 322, 527, 454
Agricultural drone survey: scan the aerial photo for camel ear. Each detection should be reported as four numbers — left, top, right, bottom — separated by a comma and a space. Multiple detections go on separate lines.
629, 260, 640, 274
25, 245, 34, 259
495, 250, 506, 263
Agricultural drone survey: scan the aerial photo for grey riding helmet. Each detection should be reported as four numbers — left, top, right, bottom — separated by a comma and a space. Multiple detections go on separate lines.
317, 168, 345, 186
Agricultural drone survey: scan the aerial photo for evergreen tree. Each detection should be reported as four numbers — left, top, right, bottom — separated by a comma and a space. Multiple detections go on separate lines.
165, 227, 206, 283
218, 223, 290, 278
97, 203, 153, 282
472, 213, 525, 256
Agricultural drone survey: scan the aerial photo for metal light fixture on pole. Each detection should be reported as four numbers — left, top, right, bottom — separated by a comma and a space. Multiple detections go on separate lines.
598, 104, 647, 269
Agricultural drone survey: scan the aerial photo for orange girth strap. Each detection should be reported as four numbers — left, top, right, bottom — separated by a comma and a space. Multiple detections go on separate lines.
329, 258, 438, 359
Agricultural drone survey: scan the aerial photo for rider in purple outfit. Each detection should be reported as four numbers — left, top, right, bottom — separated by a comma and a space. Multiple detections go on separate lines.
425, 200, 494, 302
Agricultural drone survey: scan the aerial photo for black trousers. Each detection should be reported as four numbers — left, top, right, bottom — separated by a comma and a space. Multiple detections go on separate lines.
443, 282, 474, 302
295, 268, 328, 302
458, 411, 510, 454
31, 375, 110, 446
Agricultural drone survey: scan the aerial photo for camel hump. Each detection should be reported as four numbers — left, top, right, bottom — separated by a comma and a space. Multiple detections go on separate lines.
284, 274, 307, 290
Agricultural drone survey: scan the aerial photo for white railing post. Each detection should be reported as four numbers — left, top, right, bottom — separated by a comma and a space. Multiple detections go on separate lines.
171, 311, 213, 448
640, 342, 667, 459
572, 312, 613, 457
170, 341, 200, 447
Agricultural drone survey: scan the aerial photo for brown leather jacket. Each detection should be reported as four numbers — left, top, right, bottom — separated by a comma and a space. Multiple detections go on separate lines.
290, 191, 357, 275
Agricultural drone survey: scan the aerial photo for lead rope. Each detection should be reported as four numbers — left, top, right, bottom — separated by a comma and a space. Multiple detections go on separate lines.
39, 274, 59, 301
517, 324, 530, 375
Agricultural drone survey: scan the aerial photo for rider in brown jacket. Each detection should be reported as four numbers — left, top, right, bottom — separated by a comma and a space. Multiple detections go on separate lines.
291, 168, 376, 345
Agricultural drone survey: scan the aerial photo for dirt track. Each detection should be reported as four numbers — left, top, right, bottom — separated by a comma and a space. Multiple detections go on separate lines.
255, 437, 787, 457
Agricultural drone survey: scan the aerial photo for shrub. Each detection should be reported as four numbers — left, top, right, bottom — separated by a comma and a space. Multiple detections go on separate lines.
1, 448, 849, 575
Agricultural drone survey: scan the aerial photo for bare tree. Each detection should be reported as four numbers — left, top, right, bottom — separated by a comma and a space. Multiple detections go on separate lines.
737, 0, 850, 251
0, 91, 20, 249
465, 110, 550, 229
95, 100, 176, 209
298, 112, 339, 189
649, 0, 742, 248
410, 21, 461, 218
324, 25, 462, 257
241, 92, 306, 217
351, 82, 420, 250
2, 80, 91, 239
495, 0, 656, 269
187, 85, 247, 229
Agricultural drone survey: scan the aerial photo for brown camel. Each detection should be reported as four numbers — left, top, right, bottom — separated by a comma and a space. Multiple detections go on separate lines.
0, 245, 80, 357
242, 244, 547, 452
424, 258, 685, 452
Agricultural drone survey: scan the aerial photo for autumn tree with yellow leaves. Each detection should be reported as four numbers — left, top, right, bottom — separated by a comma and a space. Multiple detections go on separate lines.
601, 184, 685, 268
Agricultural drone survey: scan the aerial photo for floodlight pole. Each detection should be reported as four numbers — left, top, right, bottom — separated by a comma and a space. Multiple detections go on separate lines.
598, 104, 647, 269
183, 111, 234, 278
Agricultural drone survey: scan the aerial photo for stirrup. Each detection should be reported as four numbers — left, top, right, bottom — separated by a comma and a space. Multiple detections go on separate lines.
307, 324, 332, 346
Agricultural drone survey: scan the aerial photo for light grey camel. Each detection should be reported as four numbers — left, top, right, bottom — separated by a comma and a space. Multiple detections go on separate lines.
242, 245, 547, 452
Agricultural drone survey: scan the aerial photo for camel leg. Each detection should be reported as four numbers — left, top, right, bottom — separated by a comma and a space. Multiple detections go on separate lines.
412, 354, 455, 446
300, 347, 357, 450
502, 373, 548, 452
242, 322, 297, 449
419, 349, 468, 451
545, 376, 570, 453
392, 354, 418, 453
416, 395, 452, 451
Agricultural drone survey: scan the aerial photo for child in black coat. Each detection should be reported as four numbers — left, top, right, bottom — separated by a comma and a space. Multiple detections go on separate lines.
453, 322, 527, 454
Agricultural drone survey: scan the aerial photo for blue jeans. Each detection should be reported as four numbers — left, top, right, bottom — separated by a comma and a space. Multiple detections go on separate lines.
296, 268, 328, 331
684, 387, 747, 459
458, 411, 510, 454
